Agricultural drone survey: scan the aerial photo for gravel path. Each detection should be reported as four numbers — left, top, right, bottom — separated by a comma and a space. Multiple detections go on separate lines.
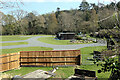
1, 36, 107, 50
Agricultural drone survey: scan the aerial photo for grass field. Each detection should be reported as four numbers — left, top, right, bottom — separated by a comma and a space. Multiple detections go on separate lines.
79, 46, 110, 79
80, 46, 107, 65
4, 67, 74, 78
38, 37, 93, 45
1, 36, 31, 41
80, 65, 110, 79
3, 46, 110, 78
3, 65, 110, 79
1, 35, 52, 41
0, 42, 28, 46
1, 47, 53, 54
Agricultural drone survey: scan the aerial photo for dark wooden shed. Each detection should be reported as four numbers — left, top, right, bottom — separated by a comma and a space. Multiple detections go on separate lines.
56, 32, 75, 40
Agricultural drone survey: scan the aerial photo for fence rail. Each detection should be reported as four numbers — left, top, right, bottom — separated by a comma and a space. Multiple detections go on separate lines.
0, 53, 20, 72
0, 50, 81, 72
20, 50, 81, 67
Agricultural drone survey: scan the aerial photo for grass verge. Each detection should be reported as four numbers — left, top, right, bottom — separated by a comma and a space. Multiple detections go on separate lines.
1, 35, 53, 41
1, 47, 53, 54
38, 37, 93, 45
0, 42, 28, 46
80, 46, 107, 65
4, 67, 74, 78
1, 36, 31, 41
79, 65, 110, 79
79, 46, 110, 79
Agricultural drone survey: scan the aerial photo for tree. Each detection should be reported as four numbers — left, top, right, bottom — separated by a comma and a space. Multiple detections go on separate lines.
94, 1, 120, 79
26, 12, 38, 34
1, 14, 16, 35
0, 0, 23, 9
36, 15, 46, 34
90, 9, 99, 32
117, 1, 120, 11
79, 0, 90, 11
10, 10, 28, 34
47, 13, 58, 34
57, 12, 75, 32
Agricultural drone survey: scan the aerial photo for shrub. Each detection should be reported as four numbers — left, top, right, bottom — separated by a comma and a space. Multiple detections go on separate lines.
75, 36, 83, 40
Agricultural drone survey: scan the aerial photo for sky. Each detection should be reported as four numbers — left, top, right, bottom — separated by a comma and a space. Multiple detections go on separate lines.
1, 0, 119, 15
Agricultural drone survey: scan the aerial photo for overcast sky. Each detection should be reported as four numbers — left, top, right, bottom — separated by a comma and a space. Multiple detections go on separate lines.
1, 0, 119, 15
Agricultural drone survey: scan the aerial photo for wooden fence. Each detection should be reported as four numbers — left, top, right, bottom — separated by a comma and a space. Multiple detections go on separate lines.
20, 50, 81, 67
0, 50, 81, 72
0, 53, 20, 72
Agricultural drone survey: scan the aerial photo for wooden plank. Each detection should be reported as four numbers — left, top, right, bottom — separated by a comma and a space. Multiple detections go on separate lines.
20, 50, 81, 67
0, 52, 20, 72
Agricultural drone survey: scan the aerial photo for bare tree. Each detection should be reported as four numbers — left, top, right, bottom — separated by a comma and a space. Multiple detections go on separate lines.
10, 10, 28, 34
0, 0, 23, 9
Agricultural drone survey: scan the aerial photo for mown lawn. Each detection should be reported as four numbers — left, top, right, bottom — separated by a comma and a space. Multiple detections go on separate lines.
38, 37, 93, 45
80, 46, 107, 65
1, 35, 53, 41
1, 36, 31, 41
79, 46, 110, 79
4, 67, 75, 78
4, 67, 53, 76
0, 42, 28, 46
1, 47, 53, 54
79, 65, 111, 79
3, 46, 110, 79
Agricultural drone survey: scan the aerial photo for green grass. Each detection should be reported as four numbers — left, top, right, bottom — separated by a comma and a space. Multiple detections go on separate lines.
1, 47, 53, 54
3, 67, 53, 76
80, 46, 107, 65
38, 37, 93, 45
1, 36, 31, 41
80, 46, 107, 54
1, 35, 53, 41
54, 67, 75, 78
4, 67, 74, 78
79, 46, 110, 79
79, 65, 111, 79
3, 46, 110, 78
0, 42, 28, 46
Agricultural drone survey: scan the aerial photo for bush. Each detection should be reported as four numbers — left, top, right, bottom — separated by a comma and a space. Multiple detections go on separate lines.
75, 36, 83, 40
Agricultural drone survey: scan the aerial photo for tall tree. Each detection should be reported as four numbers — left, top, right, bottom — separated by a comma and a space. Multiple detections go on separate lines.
10, 10, 28, 34
90, 9, 99, 32
79, 0, 90, 11
2, 14, 16, 35
26, 12, 38, 34
47, 13, 58, 34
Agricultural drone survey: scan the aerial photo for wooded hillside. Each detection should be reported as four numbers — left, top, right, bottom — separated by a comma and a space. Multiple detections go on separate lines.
1, 1, 120, 35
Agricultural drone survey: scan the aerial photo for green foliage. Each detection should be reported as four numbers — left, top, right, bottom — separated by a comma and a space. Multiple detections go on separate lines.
117, 1, 120, 10
79, 46, 110, 78
79, 1, 90, 11
1, 1, 120, 35
80, 65, 111, 79
75, 36, 83, 40
94, 56, 120, 79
